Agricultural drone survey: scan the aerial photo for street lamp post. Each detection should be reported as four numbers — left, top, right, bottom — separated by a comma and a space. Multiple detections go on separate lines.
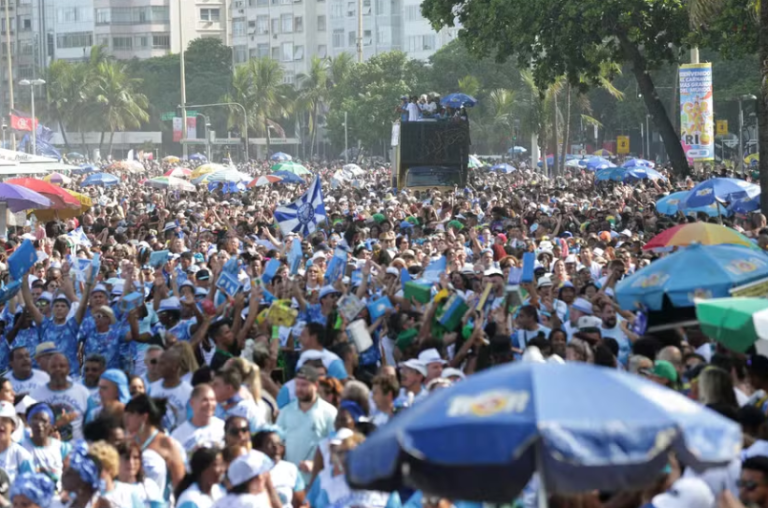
18, 79, 45, 155
197, 113, 212, 162
646, 114, 651, 161
344, 111, 349, 163
739, 94, 757, 171
183, 102, 248, 161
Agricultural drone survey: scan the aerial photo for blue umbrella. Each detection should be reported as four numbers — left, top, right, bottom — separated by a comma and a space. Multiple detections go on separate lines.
507, 146, 527, 154
584, 157, 616, 171
73, 164, 98, 175
490, 163, 516, 174
680, 177, 759, 209
81, 172, 119, 187
616, 167, 666, 182
67, 152, 84, 159
728, 194, 761, 214
346, 362, 741, 502
441, 93, 477, 108
616, 243, 768, 311
656, 191, 730, 217
536, 155, 560, 168
271, 170, 306, 184
595, 167, 619, 181
189, 153, 207, 161
621, 158, 655, 169
271, 152, 292, 161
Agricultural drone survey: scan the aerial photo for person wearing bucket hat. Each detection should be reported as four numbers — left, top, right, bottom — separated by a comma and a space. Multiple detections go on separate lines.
84, 369, 130, 423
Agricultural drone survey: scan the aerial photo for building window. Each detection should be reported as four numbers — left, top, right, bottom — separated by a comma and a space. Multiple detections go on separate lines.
318, 44, 327, 57
294, 16, 303, 32
363, 0, 371, 14
293, 45, 304, 60
233, 19, 246, 36
234, 45, 248, 63
56, 32, 94, 49
283, 70, 294, 84
152, 6, 170, 22
256, 15, 269, 34
407, 34, 436, 52
348, 31, 356, 47
152, 34, 170, 48
280, 14, 292, 33
96, 8, 110, 24
377, 27, 390, 44
363, 29, 371, 45
317, 15, 326, 31
347, 2, 355, 16
405, 5, 419, 20
331, 2, 342, 18
112, 36, 133, 50
56, 8, 77, 23
271, 18, 279, 35
257, 43, 269, 58
135, 35, 149, 48
111, 7, 131, 24
271, 46, 280, 59
423, 34, 435, 50
20, 16, 31, 31
375, 0, 386, 15
200, 8, 221, 22
281, 41, 293, 61
257, 0, 268, 5
18, 66, 33, 79
332, 29, 343, 48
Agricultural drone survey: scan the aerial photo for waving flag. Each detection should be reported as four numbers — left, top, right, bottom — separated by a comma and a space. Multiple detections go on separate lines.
274, 176, 327, 236
67, 227, 92, 248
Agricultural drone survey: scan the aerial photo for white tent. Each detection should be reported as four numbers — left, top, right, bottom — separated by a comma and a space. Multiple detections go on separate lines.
0, 148, 79, 174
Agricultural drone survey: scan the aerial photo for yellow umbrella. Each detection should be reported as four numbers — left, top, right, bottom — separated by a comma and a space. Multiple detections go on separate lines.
745, 153, 759, 165
163, 156, 180, 164
191, 163, 228, 180
31, 189, 92, 221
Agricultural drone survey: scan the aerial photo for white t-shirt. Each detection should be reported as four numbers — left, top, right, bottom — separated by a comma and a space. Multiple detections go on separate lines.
8, 370, 50, 396
30, 382, 90, 442
21, 437, 70, 486
0, 443, 33, 482
171, 418, 226, 456
270, 460, 304, 508
177, 482, 226, 508
148, 380, 193, 432
212, 493, 271, 508
407, 102, 420, 121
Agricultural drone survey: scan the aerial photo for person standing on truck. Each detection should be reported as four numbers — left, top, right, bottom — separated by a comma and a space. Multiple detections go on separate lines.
407, 96, 421, 122
396, 96, 408, 122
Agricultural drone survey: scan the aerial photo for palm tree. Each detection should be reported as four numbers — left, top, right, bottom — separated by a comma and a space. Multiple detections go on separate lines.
91, 61, 150, 155
518, 71, 565, 176
327, 53, 354, 88
224, 64, 258, 140
297, 56, 329, 159
471, 89, 515, 153
249, 58, 292, 154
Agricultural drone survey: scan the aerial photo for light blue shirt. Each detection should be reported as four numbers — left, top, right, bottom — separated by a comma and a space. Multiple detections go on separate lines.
276, 396, 337, 481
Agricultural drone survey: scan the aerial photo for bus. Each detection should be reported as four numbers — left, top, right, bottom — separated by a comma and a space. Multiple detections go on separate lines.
392, 120, 470, 193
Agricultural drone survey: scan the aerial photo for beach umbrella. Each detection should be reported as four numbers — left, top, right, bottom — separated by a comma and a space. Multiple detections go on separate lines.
468, 155, 483, 169
728, 193, 761, 214
81, 173, 120, 187
73, 164, 99, 175
490, 163, 516, 174
43, 173, 71, 185
565, 159, 584, 168
270, 152, 292, 162
343, 164, 364, 176
0, 183, 51, 212
745, 153, 759, 166
194, 169, 250, 185
189, 153, 207, 161
643, 223, 756, 251
247, 175, 283, 188
507, 146, 527, 154
679, 177, 759, 209
6, 178, 80, 209
190, 163, 228, 180
347, 361, 741, 502
164, 167, 192, 178
617, 167, 666, 182
621, 158, 655, 169
162, 156, 180, 164
656, 191, 730, 218
145, 176, 196, 192
696, 298, 768, 354
271, 161, 311, 175
583, 157, 616, 171
440, 93, 477, 108
30, 189, 91, 221
67, 152, 85, 159
270, 171, 306, 184
615, 243, 768, 311
593, 149, 613, 156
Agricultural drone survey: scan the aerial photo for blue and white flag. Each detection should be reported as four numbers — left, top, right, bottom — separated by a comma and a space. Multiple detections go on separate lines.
67, 227, 92, 248
274, 176, 327, 236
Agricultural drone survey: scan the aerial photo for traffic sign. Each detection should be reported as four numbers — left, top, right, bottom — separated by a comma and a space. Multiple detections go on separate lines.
716, 120, 729, 136
617, 136, 630, 154
161, 110, 198, 121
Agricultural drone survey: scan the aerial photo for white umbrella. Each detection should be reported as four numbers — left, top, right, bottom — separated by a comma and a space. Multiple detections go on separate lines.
343, 164, 364, 176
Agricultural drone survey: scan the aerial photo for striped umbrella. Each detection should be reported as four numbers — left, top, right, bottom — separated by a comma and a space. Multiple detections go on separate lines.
145, 176, 196, 192
164, 167, 192, 178
642, 222, 757, 251
247, 175, 283, 188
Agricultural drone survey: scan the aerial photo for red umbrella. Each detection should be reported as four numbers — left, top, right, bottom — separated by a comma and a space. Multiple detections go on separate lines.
6, 178, 81, 209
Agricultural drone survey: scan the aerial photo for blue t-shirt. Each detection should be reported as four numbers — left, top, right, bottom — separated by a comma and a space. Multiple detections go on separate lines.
40, 317, 81, 375
81, 325, 122, 369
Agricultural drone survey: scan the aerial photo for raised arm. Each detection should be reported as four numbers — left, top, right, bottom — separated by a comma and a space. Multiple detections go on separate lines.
21, 274, 43, 326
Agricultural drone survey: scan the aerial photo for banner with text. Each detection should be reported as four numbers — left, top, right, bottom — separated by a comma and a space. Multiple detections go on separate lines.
679, 63, 714, 162
172, 117, 183, 142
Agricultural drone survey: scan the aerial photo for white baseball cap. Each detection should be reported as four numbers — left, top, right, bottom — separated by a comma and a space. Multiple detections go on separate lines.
441, 367, 466, 381
418, 348, 447, 366
651, 478, 715, 508
398, 358, 427, 377
227, 450, 274, 487
0, 400, 19, 429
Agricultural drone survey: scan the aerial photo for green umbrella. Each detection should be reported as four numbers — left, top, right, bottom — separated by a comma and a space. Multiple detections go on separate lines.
695, 297, 768, 353
271, 161, 311, 175
372, 213, 386, 223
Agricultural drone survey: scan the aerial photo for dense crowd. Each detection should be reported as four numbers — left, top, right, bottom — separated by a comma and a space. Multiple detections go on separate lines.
0, 154, 763, 508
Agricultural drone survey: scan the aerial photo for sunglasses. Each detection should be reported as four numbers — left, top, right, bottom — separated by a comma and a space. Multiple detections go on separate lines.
738, 480, 762, 492
227, 426, 249, 436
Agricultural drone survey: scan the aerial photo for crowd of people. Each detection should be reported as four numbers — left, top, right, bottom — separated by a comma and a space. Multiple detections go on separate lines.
0, 152, 762, 508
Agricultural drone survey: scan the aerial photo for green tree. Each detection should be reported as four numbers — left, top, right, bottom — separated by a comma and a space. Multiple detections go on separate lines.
46, 60, 88, 150
91, 61, 150, 156
297, 56, 329, 159
421, 0, 692, 176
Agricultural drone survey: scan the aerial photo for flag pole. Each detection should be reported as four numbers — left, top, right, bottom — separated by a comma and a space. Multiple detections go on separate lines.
4, 0, 15, 150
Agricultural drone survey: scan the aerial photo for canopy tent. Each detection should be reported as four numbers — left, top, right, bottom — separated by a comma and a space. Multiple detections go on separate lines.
0, 148, 79, 174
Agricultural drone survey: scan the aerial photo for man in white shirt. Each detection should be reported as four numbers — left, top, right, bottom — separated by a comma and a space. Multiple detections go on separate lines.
171, 383, 225, 456
406, 96, 421, 122
7, 348, 49, 396
30, 353, 89, 442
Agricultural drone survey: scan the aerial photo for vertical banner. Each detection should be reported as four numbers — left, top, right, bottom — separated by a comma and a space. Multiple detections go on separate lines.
187, 117, 197, 140
679, 63, 714, 161
617, 136, 630, 154
172, 117, 182, 142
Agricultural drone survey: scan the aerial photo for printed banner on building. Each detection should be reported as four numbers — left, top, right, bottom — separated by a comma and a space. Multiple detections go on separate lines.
679, 63, 714, 161
172, 117, 183, 142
